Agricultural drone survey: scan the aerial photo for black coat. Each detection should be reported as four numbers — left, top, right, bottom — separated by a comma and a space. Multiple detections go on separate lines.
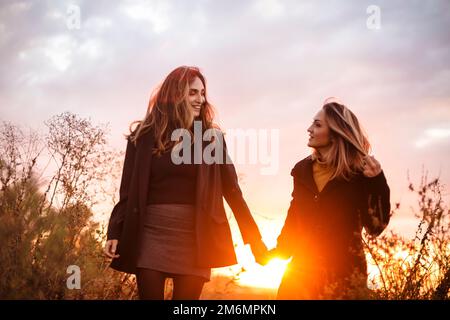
277, 155, 391, 281
107, 129, 263, 274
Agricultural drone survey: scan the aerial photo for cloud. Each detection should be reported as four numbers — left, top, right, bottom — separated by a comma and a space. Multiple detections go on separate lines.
120, 0, 171, 34
252, 0, 285, 19
415, 127, 450, 148
1, 0, 449, 123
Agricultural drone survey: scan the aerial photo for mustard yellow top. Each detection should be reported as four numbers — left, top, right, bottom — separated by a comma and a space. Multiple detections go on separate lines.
312, 159, 334, 192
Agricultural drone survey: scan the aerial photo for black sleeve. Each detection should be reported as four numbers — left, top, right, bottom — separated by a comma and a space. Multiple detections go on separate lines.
359, 171, 391, 236
106, 137, 136, 240
276, 166, 301, 259
219, 132, 263, 245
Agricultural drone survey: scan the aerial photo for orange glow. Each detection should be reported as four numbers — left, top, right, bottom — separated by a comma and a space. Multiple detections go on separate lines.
215, 244, 290, 289
236, 258, 290, 289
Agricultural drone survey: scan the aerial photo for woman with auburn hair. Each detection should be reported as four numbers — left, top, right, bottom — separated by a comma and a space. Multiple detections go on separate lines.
104, 66, 268, 299
271, 100, 391, 299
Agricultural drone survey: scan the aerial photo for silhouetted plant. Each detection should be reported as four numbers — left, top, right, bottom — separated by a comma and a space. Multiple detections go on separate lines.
362, 173, 450, 299
0, 114, 137, 299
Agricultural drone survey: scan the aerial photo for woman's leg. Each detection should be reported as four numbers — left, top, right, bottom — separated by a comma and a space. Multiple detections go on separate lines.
136, 268, 167, 300
172, 274, 206, 300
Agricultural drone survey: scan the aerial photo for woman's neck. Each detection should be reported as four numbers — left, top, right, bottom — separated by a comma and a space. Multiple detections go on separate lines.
316, 146, 331, 162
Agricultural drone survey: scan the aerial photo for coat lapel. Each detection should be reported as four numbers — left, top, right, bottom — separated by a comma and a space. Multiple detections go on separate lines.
136, 130, 154, 213
297, 156, 319, 194
194, 141, 224, 222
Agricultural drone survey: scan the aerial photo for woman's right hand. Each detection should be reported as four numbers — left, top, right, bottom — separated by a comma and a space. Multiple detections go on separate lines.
104, 239, 120, 259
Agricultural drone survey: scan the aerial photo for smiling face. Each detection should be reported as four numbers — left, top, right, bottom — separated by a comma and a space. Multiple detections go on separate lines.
307, 109, 332, 151
186, 76, 205, 118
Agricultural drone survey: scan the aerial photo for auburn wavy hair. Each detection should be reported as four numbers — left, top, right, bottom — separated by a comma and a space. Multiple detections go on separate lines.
311, 101, 371, 181
126, 66, 216, 155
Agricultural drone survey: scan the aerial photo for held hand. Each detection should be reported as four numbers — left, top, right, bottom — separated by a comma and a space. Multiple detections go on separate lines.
362, 155, 382, 178
267, 248, 279, 260
104, 239, 120, 259
250, 240, 269, 266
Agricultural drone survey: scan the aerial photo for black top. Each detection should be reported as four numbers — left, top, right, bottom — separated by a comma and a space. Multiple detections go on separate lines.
147, 144, 197, 205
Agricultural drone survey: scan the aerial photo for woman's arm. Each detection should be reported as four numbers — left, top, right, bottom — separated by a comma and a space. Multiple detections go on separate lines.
220, 161, 269, 264
220, 158, 263, 245
359, 156, 391, 236
218, 134, 267, 262
106, 137, 136, 240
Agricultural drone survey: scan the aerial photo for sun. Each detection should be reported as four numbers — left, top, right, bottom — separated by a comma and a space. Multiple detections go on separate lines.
232, 244, 290, 289
237, 258, 290, 289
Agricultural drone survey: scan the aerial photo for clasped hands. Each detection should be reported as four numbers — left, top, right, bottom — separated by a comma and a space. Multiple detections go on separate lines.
249, 240, 277, 266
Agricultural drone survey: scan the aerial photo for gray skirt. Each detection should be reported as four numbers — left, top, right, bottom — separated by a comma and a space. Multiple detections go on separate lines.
137, 203, 211, 281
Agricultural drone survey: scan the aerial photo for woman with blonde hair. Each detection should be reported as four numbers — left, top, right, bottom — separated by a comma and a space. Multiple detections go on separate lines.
272, 100, 391, 299
104, 66, 268, 299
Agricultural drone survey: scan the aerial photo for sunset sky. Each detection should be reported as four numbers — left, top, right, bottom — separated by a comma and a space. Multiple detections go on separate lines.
1, 0, 449, 249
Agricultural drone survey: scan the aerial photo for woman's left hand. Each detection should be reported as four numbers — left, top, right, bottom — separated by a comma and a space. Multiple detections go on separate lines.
362, 155, 382, 178
250, 240, 269, 266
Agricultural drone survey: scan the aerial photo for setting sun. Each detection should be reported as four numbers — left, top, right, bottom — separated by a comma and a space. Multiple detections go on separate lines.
224, 244, 291, 289
237, 258, 290, 289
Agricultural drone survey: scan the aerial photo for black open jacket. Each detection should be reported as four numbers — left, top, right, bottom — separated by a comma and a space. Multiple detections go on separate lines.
277, 155, 391, 279
106, 129, 263, 274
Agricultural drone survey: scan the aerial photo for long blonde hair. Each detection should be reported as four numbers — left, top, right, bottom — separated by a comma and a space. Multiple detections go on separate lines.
126, 66, 216, 155
312, 101, 371, 181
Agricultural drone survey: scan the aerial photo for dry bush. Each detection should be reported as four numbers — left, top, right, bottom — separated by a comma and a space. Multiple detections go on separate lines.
363, 174, 450, 299
0, 114, 137, 299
